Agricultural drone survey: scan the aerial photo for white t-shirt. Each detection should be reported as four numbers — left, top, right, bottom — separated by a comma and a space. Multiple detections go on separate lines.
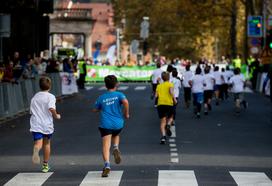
203, 73, 215, 91
182, 71, 193, 87
30, 91, 56, 134
171, 77, 182, 98
225, 70, 234, 81
151, 68, 163, 84
229, 75, 245, 93
191, 74, 205, 93
213, 71, 223, 85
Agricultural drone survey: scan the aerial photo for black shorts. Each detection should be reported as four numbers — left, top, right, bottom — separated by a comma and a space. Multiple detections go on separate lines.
157, 105, 174, 119
99, 127, 123, 137
184, 87, 191, 101
204, 90, 213, 103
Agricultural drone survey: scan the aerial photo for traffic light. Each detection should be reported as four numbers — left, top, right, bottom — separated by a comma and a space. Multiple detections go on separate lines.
248, 16, 263, 37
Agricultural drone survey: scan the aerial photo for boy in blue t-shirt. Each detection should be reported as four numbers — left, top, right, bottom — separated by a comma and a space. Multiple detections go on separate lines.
92, 75, 129, 177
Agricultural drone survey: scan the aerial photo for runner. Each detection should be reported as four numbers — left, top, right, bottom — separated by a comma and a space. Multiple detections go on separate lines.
189, 67, 206, 118
171, 69, 182, 125
182, 65, 193, 108
203, 66, 215, 115
213, 66, 224, 105
228, 68, 248, 114
155, 72, 177, 144
92, 75, 130, 177
151, 63, 163, 106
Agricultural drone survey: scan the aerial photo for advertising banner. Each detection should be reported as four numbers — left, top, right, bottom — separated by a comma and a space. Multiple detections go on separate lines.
86, 66, 156, 82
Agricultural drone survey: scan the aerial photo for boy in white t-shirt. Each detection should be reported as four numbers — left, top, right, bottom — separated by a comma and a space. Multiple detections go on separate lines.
228, 68, 248, 114
151, 63, 163, 106
203, 66, 215, 115
30, 77, 61, 172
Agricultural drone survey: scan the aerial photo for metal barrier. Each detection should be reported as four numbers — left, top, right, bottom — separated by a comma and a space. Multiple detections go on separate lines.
0, 73, 63, 120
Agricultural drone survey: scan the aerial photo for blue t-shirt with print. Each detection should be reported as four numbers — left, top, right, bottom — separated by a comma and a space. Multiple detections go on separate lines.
95, 91, 126, 130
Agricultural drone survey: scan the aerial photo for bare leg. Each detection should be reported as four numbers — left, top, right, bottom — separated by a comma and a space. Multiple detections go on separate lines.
43, 138, 51, 163
102, 135, 112, 163
32, 139, 43, 164
112, 135, 120, 147
160, 117, 167, 136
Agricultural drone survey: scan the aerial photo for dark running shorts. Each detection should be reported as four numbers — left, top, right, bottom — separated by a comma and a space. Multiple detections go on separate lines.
99, 127, 123, 137
204, 90, 213, 103
32, 132, 53, 141
157, 105, 174, 119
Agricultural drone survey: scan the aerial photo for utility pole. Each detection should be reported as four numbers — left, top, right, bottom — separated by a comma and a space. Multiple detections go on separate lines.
116, 28, 121, 62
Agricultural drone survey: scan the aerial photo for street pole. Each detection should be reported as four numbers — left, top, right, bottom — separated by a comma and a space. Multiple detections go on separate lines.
116, 28, 121, 63
0, 37, 3, 63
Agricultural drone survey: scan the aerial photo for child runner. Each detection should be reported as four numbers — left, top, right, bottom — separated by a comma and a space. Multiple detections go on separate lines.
156, 72, 177, 144
203, 66, 215, 115
182, 65, 193, 108
228, 68, 248, 114
92, 75, 129, 177
30, 77, 61, 173
189, 67, 206, 118
213, 66, 224, 105
170, 69, 181, 125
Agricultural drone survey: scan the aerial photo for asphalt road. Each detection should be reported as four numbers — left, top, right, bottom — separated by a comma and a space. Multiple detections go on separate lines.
0, 83, 271, 186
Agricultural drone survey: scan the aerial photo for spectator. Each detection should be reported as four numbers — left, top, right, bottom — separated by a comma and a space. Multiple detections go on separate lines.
46, 59, 59, 73
3, 61, 15, 83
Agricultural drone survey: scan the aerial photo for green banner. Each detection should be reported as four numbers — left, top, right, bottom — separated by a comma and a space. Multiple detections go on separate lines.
86, 65, 156, 81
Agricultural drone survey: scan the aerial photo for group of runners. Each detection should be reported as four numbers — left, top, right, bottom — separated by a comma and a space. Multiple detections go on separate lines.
151, 63, 249, 144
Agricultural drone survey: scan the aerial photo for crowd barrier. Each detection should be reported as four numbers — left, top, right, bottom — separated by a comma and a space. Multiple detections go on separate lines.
0, 73, 64, 119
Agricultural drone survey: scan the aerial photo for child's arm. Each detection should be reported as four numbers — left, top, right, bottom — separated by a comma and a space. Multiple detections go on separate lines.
49, 108, 61, 119
169, 87, 177, 104
122, 99, 130, 119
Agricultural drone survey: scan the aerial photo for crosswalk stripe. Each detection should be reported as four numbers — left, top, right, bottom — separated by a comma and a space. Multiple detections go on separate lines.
158, 170, 198, 186
4, 173, 53, 186
99, 86, 107, 90
80, 171, 123, 186
135, 86, 146, 90
118, 86, 129, 90
230, 172, 272, 186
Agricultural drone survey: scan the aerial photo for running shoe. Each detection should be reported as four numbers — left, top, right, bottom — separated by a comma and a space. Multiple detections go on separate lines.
32, 147, 40, 164
101, 167, 111, 177
196, 112, 201, 119
42, 163, 50, 173
160, 136, 166, 145
112, 149, 121, 164
166, 125, 172, 137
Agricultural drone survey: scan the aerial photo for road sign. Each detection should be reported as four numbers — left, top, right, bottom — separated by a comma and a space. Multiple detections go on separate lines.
140, 19, 149, 39
247, 16, 263, 37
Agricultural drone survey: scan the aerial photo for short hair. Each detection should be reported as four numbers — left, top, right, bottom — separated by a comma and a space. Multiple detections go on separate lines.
234, 68, 240, 75
195, 67, 202, 75
214, 66, 219, 71
156, 62, 161, 68
172, 70, 178, 77
185, 65, 190, 71
39, 77, 51, 91
161, 72, 170, 81
204, 67, 210, 74
104, 75, 118, 89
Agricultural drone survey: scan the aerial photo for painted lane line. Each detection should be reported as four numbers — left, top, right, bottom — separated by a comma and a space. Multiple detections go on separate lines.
230, 172, 272, 186
118, 86, 129, 90
170, 152, 178, 157
158, 170, 198, 186
170, 158, 179, 163
171, 126, 176, 137
4, 173, 53, 186
85, 86, 93, 90
99, 86, 107, 90
169, 143, 176, 147
169, 139, 175, 142
135, 86, 146, 90
80, 171, 123, 186
170, 148, 178, 152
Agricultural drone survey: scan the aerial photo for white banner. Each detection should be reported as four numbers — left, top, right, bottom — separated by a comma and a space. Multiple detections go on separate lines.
60, 72, 78, 95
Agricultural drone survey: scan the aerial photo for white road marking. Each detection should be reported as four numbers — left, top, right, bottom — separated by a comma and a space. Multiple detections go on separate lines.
99, 86, 107, 90
80, 171, 123, 186
85, 86, 93, 90
171, 126, 176, 137
170, 148, 178, 152
230, 172, 272, 186
170, 152, 178, 157
118, 86, 129, 90
158, 170, 198, 186
169, 143, 176, 147
169, 139, 175, 143
4, 173, 53, 186
135, 86, 146, 90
